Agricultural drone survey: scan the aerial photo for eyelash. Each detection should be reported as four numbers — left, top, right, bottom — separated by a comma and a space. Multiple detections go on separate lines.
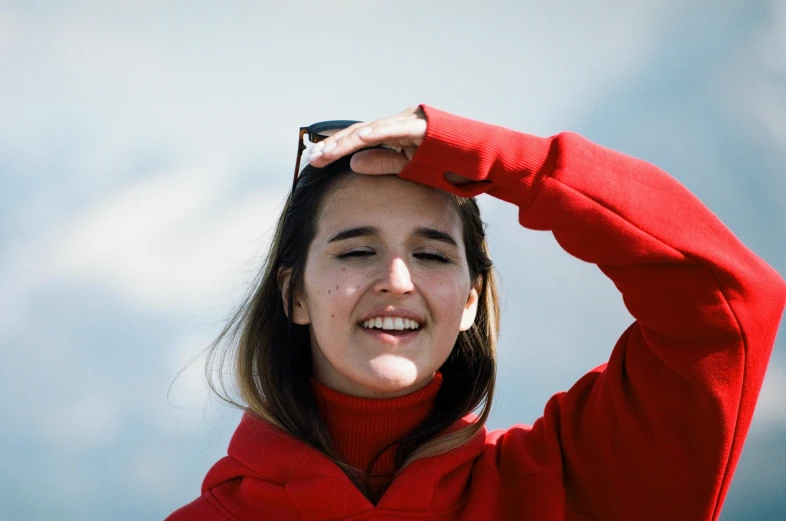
337, 250, 450, 263
416, 252, 451, 263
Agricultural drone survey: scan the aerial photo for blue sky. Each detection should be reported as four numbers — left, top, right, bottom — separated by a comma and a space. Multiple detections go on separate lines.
1, 1, 784, 519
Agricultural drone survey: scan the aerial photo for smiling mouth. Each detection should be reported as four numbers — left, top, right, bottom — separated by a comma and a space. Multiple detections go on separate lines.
359, 317, 423, 341
361, 317, 421, 331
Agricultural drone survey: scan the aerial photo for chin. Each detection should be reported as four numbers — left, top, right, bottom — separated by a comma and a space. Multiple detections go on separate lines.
364, 356, 426, 396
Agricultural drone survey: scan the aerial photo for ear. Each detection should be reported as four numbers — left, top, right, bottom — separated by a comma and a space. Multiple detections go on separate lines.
277, 268, 311, 325
459, 280, 481, 331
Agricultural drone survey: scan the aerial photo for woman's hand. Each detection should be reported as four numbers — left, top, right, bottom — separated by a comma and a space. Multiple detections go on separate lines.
306, 106, 427, 175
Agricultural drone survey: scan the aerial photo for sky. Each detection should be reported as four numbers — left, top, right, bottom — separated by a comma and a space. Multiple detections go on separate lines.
1, 1, 785, 520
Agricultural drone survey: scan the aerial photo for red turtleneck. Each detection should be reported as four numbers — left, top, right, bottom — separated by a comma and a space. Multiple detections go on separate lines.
310, 373, 443, 500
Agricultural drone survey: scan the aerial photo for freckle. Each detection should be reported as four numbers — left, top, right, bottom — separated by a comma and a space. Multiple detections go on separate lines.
331, 314, 335, 318
342, 268, 346, 272
336, 285, 339, 290
328, 289, 331, 294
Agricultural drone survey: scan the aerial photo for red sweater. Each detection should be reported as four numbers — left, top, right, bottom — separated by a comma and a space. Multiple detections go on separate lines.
166, 105, 786, 521
310, 372, 443, 501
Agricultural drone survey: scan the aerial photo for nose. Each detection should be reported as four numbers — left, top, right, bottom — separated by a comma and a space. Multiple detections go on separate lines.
374, 257, 414, 295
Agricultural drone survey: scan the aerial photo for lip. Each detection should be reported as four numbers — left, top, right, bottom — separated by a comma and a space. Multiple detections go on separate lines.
358, 307, 425, 326
360, 327, 421, 345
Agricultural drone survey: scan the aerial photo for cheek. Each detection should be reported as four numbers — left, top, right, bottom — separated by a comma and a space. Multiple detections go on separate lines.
306, 266, 365, 322
425, 275, 472, 316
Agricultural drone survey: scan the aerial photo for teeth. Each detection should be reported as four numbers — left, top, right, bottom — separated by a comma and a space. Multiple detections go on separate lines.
362, 316, 420, 330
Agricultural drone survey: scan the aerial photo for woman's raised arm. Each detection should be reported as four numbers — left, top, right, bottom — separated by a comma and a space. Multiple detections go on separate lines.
312, 104, 786, 520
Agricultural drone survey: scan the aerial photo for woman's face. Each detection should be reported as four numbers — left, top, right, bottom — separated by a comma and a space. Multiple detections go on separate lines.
290, 173, 479, 398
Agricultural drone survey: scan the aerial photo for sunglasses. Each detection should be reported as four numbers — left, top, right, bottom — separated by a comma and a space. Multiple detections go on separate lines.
293, 120, 405, 193
293, 120, 360, 193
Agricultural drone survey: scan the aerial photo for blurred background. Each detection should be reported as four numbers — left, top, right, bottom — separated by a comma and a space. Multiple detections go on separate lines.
1, 1, 785, 519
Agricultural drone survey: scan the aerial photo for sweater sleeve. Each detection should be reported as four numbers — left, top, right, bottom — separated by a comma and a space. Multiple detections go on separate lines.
398, 105, 786, 521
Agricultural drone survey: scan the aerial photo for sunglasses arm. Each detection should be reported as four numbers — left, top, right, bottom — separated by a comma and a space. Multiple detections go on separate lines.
293, 128, 309, 193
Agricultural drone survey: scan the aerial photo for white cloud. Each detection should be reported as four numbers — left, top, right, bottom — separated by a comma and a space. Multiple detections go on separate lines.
0, 1, 683, 169
52, 163, 270, 311
0, 9, 19, 53
753, 364, 786, 431
51, 465, 100, 506
41, 394, 120, 449
160, 329, 229, 432
126, 447, 182, 503
718, 0, 786, 215
0, 163, 285, 336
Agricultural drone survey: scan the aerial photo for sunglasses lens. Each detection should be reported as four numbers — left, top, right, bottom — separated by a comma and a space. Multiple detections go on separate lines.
294, 120, 363, 192
310, 127, 343, 143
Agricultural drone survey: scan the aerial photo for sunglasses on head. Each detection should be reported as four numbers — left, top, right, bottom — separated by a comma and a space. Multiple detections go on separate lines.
292, 120, 360, 193
293, 120, 404, 193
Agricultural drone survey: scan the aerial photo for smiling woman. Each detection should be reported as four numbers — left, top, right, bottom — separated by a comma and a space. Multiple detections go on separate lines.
191, 149, 498, 505
165, 106, 786, 521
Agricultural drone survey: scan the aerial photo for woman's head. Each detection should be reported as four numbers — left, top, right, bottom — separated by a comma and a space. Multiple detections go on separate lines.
207, 154, 498, 492
287, 171, 482, 398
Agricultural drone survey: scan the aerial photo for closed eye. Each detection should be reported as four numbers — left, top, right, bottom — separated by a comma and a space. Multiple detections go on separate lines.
337, 249, 374, 259
414, 252, 450, 263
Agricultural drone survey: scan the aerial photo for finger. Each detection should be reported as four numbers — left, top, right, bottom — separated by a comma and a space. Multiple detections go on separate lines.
352, 116, 427, 149
326, 107, 420, 145
307, 107, 423, 167
349, 149, 410, 175
304, 121, 366, 169
318, 120, 366, 146
308, 115, 426, 168
327, 108, 415, 143
324, 108, 415, 144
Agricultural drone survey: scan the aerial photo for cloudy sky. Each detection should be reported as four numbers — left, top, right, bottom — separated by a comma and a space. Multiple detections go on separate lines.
1, 1, 784, 519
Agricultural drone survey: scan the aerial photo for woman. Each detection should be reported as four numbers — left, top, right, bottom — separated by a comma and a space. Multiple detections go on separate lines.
166, 106, 785, 520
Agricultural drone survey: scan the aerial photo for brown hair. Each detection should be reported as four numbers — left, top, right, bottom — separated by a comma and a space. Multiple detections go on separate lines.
205, 154, 499, 501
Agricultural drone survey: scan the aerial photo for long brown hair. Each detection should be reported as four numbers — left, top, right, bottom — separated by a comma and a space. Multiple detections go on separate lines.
205, 154, 499, 501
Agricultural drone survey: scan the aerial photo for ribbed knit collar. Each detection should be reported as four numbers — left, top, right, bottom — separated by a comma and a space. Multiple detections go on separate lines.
310, 373, 443, 500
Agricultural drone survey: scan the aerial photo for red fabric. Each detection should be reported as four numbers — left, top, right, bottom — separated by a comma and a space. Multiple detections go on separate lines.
309, 372, 443, 500
166, 105, 786, 521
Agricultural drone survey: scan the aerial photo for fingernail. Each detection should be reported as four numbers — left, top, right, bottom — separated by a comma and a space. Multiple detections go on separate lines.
308, 142, 324, 159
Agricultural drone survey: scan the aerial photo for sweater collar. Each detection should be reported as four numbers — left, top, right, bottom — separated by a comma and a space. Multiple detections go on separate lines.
204, 399, 486, 521
309, 372, 444, 481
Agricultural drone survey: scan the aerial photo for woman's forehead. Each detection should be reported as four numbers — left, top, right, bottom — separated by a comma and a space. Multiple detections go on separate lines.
316, 173, 462, 237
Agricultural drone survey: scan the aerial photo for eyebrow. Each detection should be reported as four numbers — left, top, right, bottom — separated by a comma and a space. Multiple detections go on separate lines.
327, 226, 459, 247
328, 226, 377, 243
414, 227, 459, 247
